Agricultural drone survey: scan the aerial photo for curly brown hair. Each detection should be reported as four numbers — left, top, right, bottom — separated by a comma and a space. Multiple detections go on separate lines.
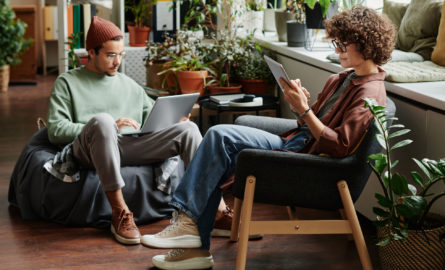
324, 6, 396, 66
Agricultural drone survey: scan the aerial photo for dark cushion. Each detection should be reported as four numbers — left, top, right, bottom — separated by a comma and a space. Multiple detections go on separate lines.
8, 128, 183, 228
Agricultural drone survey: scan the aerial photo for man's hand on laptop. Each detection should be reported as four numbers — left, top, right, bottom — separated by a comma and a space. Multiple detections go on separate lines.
116, 118, 140, 131
178, 113, 191, 123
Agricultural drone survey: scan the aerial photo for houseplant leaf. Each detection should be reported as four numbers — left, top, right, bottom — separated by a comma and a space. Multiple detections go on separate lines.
388, 129, 410, 139
375, 193, 392, 208
390, 139, 413, 152
390, 173, 409, 196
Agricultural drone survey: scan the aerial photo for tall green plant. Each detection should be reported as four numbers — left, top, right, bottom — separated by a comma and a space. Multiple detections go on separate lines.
364, 98, 445, 246
0, 0, 33, 67
125, 0, 155, 28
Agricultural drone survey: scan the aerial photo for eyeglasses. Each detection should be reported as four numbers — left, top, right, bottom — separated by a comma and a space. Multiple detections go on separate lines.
100, 51, 127, 62
331, 40, 348, 53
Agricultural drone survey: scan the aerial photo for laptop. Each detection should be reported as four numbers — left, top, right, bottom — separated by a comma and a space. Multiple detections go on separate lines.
121, 93, 200, 135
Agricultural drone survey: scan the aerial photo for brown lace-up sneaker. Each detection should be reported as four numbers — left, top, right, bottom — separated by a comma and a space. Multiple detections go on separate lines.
152, 248, 214, 270
111, 208, 141, 245
212, 206, 263, 240
211, 206, 234, 237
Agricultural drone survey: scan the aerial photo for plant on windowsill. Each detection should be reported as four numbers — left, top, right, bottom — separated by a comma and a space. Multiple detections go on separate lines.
364, 98, 445, 270
125, 0, 155, 46
244, 0, 266, 34
304, 0, 338, 29
0, 0, 33, 92
283, 0, 306, 47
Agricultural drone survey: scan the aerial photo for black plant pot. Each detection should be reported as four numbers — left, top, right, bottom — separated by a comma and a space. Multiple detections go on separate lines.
286, 21, 305, 47
305, 3, 324, 29
305, 2, 339, 29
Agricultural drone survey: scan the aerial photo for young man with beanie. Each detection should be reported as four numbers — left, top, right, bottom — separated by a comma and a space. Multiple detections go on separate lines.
47, 16, 231, 245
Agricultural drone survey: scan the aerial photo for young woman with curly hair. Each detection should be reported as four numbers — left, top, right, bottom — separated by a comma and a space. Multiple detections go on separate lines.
141, 6, 396, 269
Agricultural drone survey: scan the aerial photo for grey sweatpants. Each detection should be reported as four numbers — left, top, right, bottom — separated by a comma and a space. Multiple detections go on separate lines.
73, 113, 202, 191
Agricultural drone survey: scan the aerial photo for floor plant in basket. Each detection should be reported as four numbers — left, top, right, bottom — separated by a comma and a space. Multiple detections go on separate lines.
364, 97, 445, 270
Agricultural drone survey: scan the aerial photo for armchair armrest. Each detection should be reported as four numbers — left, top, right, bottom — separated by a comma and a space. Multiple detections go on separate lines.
234, 115, 297, 135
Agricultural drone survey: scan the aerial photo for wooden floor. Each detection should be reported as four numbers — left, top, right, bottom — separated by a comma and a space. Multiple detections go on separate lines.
0, 75, 381, 270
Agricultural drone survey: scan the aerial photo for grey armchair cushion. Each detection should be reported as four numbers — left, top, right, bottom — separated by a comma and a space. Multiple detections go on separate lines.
234, 115, 298, 135
232, 98, 396, 211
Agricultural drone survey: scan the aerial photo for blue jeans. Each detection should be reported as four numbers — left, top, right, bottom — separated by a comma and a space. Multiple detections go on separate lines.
170, 124, 310, 249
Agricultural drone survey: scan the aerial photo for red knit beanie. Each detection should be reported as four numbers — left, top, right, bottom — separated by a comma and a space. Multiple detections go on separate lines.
86, 16, 123, 51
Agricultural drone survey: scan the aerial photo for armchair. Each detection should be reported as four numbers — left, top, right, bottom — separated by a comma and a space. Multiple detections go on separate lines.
229, 98, 396, 270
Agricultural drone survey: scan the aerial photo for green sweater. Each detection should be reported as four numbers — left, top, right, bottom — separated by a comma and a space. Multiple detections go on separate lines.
47, 67, 154, 145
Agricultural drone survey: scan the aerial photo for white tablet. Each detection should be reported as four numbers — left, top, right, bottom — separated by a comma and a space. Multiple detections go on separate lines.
264, 55, 291, 93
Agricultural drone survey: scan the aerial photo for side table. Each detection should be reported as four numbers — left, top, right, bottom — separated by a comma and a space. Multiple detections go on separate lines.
198, 94, 280, 131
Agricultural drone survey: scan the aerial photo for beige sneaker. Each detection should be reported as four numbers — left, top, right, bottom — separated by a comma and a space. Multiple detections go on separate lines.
152, 248, 214, 270
141, 211, 201, 248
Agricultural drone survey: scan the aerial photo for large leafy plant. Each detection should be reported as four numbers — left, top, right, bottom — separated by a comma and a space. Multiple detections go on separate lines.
234, 39, 273, 81
0, 0, 33, 67
364, 98, 445, 246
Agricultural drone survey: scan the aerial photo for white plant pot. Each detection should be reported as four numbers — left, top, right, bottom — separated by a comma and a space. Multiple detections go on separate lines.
263, 9, 276, 32
244, 11, 264, 34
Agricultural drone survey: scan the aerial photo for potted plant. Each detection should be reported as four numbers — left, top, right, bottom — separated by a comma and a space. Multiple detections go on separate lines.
0, 0, 32, 92
125, 0, 154, 46
234, 39, 273, 94
202, 34, 244, 94
304, 0, 338, 29
144, 33, 176, 92
159, 33, 215, 96
286, 0, 306, 47
364, 98, 445, 270
264, 0, 283, 32
274, 0, 299, 42
243, 0, 265, 34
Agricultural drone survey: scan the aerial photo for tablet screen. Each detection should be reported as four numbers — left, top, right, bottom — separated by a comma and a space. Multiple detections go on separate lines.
264, 55, 291, 93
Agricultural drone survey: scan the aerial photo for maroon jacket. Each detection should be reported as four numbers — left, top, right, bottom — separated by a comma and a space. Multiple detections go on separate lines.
283, 67, 387, 158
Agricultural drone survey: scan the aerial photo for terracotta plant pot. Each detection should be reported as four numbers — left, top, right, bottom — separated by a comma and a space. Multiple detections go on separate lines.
128, 25, 151, 47
0, 65, 10, 92
176, 70, 208, 96
239, 79, 269, 94
208, 83, 242, 95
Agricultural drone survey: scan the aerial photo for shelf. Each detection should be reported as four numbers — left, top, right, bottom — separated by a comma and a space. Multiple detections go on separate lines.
56, 0, 124, 74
